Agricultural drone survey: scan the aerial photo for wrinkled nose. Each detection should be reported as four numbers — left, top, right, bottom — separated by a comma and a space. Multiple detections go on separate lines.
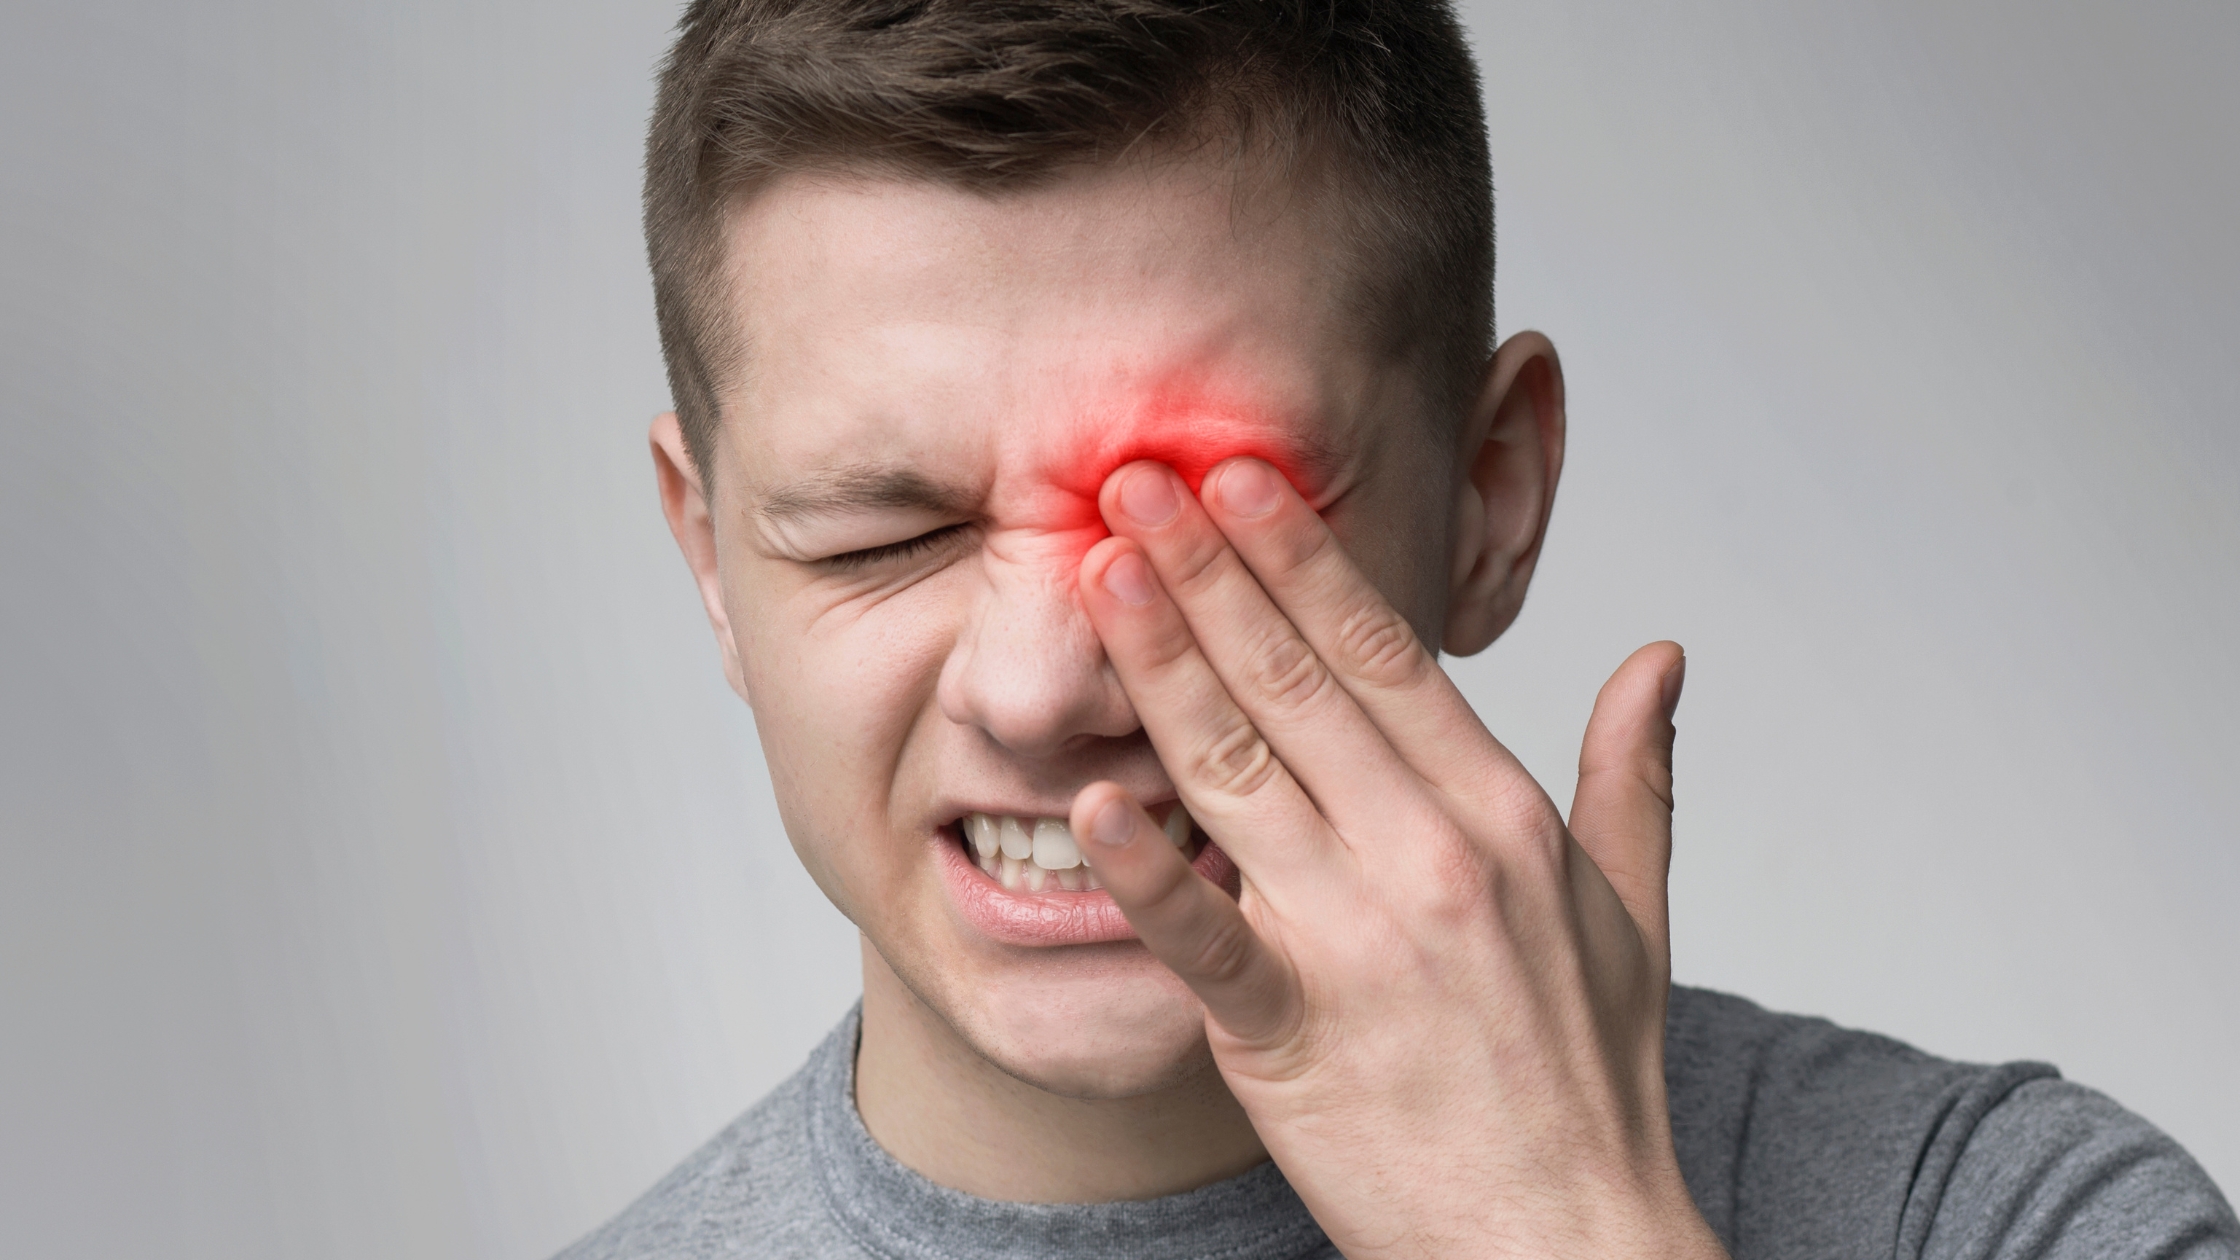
936, 557, 1139, 758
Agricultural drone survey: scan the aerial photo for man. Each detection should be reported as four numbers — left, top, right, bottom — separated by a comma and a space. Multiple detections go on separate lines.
561, 2, 2237, 1256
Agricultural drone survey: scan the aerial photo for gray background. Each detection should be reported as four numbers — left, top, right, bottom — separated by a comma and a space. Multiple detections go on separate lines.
3, 2, 2233, 1256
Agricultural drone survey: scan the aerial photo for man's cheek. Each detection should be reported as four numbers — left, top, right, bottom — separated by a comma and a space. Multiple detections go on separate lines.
737, 586, 942, 735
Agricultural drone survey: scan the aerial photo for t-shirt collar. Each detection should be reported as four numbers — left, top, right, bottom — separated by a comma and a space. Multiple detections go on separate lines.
807, 1007, 1332, 1260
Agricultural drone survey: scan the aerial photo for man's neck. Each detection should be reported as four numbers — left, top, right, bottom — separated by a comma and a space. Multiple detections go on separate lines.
851, 939, 1267, 1203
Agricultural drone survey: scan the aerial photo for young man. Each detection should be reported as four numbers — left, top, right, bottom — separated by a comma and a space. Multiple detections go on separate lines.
563, 2, 2237, 1257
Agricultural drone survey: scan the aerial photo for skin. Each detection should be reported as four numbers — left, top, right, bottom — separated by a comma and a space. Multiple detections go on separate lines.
653, 142, 1728, 1256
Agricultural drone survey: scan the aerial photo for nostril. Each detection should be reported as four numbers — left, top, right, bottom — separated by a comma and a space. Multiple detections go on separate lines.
936, 563, 1144, 751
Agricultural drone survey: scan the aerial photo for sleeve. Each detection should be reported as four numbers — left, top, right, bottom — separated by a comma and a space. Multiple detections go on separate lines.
1914, 1077, 2240, 1260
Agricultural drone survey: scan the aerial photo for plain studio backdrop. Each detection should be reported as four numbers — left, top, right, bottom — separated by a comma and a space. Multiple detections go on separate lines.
3, 2, 2234, 1256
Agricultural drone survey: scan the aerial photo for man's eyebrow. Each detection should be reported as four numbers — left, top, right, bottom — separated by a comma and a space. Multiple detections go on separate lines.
1276, 434, 1350, 491
756, 465, 978, 523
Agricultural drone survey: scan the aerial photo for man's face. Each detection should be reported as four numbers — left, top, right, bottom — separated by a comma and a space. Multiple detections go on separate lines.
699, 150, 1462, 1097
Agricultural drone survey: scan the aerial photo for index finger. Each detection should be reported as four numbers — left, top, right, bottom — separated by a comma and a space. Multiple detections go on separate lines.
1197, 456, 1524, 800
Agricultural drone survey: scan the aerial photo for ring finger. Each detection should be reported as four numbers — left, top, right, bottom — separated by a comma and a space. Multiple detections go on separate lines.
1078, 534, 1344, 892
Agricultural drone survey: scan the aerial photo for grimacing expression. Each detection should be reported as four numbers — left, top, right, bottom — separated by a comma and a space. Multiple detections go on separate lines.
690, 150, 1468, 1098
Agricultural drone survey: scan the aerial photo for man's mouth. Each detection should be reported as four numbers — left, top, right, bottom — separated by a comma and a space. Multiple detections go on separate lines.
954, 803, 1200, 893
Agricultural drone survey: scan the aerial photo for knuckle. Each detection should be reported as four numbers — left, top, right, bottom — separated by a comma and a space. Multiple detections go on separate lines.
1575, 752, 1675, 814
1270, 512, 1339, 577
1627, 757, 1676, 812
1510, 814, 1572, 877
1186, 915, 1260, 988
1131, 615, 1199, 676
1419, 832, 1493, 909
1488, 776, 1552, 838
1467, 783, 1567, 873
1162, 529, 1232, 595
1332, 602, 1425, 689
1245, 628, 1335, 716
1190, 718, 1281, 801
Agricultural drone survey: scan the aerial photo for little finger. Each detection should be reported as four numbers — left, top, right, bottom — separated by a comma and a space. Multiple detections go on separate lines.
1072, 782, 1301, 1051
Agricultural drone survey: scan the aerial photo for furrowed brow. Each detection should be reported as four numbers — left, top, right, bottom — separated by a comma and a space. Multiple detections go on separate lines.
757, 464, 977, 524
1275, 434, 1350, 496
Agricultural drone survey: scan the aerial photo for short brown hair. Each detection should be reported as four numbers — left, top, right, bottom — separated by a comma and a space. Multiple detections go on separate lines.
644, 0, 1494, 487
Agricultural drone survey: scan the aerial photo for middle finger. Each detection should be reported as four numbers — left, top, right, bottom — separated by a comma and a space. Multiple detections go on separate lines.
1099, 461, 1423, 839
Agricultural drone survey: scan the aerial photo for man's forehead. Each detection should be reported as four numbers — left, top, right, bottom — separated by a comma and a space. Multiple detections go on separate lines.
719, 156, 1401, 512
725, 180, 1355, 396
728, 148, 1341, 300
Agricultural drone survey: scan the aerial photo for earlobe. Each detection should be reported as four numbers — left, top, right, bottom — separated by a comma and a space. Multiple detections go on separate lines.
650, 412, 751, 703
1442, 333, 1567, 656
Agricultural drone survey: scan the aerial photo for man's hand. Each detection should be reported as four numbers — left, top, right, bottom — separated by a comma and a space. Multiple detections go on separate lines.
1068, 457, 1726, 1260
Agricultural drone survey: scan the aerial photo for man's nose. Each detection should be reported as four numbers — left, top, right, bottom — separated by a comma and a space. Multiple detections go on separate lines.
935, 555, 1139, 758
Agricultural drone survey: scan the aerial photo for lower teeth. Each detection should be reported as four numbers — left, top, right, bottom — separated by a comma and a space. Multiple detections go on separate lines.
977, 850, 1104, 892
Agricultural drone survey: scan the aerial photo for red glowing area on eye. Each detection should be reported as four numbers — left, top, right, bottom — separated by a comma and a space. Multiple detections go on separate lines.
1050, 383, 1317, 509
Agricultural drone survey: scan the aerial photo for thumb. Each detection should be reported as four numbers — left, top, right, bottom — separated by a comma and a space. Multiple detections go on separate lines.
1568, 641, 1684, 962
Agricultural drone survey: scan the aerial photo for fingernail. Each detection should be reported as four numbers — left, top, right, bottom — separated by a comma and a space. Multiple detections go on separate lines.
1216, 460, 1282, 518
1660, 655, 1687, 722
1117, 465, 1180, 526
1088, 796, 1137, 849
1101, 550, 1157, 607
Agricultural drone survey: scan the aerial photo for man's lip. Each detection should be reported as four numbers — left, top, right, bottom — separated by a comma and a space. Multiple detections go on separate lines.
933, 797, 1181, 826
934, 825, 1237, 948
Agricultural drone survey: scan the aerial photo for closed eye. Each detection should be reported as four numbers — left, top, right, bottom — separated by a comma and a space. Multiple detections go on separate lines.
822, 523, 974, 571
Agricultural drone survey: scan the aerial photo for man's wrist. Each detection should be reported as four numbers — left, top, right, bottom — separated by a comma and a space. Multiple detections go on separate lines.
1424, 1173, 1726, 1260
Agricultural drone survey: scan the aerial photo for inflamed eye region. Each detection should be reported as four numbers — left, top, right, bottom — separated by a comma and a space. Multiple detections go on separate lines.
1048, 390, 1320, 509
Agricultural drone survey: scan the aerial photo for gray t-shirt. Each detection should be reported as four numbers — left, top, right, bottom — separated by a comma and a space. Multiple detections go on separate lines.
556, 986, 2238, 1259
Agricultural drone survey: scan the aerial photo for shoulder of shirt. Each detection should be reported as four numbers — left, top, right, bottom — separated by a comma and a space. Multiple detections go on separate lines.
547, 1024, 845, 1260
1664, 985, 2238, 1259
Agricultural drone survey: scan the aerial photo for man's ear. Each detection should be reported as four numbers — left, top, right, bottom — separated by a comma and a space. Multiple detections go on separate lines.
1443, 331, 1567, 656
651, 412, 750, 703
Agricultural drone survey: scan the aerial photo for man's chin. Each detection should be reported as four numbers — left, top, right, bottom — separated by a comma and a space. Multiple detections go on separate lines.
973, 995, 1218, 1100
895, 933, 1220, 1099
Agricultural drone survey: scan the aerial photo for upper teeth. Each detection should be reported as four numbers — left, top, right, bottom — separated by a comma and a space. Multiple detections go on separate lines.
964, 804, 1194, 891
